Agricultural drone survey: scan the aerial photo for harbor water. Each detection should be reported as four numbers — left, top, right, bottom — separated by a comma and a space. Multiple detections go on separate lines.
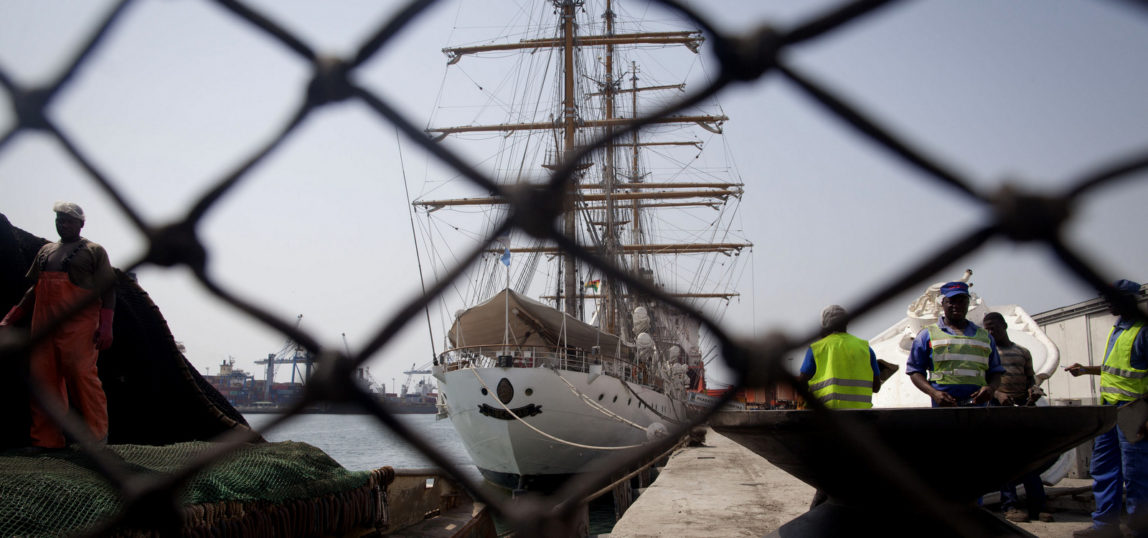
244, 413, 479, 479
243, 413, 618, 534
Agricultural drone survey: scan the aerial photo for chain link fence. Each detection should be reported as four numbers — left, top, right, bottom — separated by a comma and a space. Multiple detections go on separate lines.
2, 0, 1147, 535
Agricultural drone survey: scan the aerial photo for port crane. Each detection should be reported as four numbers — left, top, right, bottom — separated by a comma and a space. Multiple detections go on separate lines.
343, 332, 381, 393
253, 315, 313, 401
400, 362, 432, 398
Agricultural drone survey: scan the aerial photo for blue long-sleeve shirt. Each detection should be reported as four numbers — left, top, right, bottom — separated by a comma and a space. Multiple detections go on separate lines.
906, 317, 1004, 405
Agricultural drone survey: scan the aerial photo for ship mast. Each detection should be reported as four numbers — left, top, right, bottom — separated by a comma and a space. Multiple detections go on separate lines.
422, 0, 743, 320
629, 61, 642, 277
602, 0, 619, 332
560, 0, 579, 318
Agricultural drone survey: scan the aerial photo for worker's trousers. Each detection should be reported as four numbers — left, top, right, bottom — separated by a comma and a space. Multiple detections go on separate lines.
1091, 419, 1148, 535
29, 272, 109, 449
1000, 471, 1046, 515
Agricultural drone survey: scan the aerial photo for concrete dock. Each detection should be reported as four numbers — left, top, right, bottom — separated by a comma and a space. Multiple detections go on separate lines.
607, 428, 1102, 537
607, 428, 813, 537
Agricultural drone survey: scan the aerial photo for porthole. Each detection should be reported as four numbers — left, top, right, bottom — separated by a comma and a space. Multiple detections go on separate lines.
628, 398, 632, 405
525, 388, 534, 396
613, 395, 618, 403
496, 378, 514, 404
481, 388, 488, 395
598, 394, 604, 401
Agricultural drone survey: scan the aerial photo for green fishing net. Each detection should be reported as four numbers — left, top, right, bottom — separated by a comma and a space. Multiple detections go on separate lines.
0, 441, 375, 536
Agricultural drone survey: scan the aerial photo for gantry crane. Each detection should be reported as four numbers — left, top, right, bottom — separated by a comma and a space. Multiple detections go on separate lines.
254, 315, 312, 401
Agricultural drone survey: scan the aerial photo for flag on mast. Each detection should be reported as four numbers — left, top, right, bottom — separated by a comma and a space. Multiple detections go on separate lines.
584, 279, 600, 292
497, 232, 511, 267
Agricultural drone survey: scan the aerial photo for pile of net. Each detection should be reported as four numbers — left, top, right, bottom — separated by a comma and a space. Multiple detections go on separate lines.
1, 441, 394, 536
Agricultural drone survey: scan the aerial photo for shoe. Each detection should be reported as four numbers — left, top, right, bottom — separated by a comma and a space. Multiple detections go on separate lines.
1072, 526, 1121, 538
1004, 508, 1028, 523
1036, 512, 1054, 523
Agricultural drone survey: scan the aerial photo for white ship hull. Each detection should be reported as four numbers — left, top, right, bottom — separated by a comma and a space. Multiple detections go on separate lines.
436, 363, 690, 490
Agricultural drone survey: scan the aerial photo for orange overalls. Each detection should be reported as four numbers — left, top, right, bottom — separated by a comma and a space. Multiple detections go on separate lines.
28, 272, 108, 448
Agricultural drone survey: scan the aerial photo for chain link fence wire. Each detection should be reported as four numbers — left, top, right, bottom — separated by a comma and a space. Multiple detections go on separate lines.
2, 0, 1147, 535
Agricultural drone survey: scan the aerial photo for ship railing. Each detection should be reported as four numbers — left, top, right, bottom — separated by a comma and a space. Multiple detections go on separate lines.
438, 345, 645, 381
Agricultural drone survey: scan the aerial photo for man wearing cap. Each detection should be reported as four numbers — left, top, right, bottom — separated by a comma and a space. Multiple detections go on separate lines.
1065, 279, 1148, 537
798, 304, 882, 508
907, 281, 1003, 407
798, 304, 882, 409
0, 202, 116, 449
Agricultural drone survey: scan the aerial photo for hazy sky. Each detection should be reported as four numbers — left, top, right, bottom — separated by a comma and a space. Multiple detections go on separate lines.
2, 0, 1146, 389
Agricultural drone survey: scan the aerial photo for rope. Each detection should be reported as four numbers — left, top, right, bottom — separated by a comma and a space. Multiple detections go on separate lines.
468, 369, 645, 451
398, 126, 437, 361
552, 370, 649, 432
581, 434, 687, 504
619, 375, 685, 425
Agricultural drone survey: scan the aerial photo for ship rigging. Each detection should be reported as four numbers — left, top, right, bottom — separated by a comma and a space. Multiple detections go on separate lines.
410, 0, 752, 490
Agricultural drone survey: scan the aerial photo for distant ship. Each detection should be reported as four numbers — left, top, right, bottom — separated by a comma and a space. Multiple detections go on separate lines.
385, 376, 439, 415
202, 357, 438, 415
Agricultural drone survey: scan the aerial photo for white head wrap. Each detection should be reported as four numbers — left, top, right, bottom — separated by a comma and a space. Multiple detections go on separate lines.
53, 201, 85, 222
821, 304, 848, 330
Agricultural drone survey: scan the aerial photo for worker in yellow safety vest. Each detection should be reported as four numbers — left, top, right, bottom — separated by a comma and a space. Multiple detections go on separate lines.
798, 304, 882, 409
907, 281, 1003, 407
799, 304, 883, 508
1065, 279, 1148, 537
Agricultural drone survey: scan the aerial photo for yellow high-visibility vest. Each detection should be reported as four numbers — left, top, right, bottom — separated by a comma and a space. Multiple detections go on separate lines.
1100, 321, 1147, 404
809, 332, 874, 409
926, 324, 992, 386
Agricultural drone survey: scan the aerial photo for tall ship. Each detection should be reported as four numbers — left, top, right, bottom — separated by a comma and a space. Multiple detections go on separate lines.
414, 0, 750, 490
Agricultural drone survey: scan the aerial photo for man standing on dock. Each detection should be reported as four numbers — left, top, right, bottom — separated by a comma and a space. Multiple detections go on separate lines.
984, 311, 1052, 523
1065, 279, 1148, 537
798, 304, 881, 409
907, 281, 1003, 407
0, 202, 116, 449
799, 304, 882, 508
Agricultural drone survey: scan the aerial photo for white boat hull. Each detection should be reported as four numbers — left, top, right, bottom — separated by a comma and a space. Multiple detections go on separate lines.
437, 365, 690, 490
